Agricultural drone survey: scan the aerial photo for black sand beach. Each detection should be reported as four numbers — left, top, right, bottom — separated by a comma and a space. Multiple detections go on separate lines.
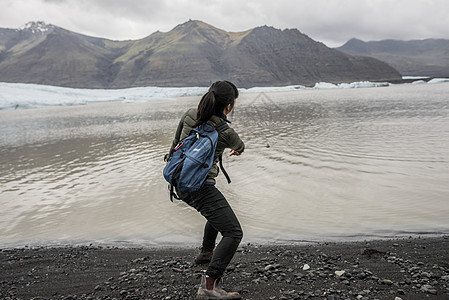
1, 236, 449, 299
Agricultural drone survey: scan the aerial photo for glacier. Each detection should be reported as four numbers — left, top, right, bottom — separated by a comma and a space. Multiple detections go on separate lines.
313, 81, 390, 89
0, 79, 446, 110
428, 78, 449, 84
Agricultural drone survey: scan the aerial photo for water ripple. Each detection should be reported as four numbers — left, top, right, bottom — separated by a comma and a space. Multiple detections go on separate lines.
1, 84, 449, 246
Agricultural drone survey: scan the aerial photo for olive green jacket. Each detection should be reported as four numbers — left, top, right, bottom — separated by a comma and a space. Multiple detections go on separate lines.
168, 108, 245, 184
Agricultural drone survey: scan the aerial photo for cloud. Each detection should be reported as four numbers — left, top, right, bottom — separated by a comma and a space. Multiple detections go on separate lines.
1, 0, 448, 46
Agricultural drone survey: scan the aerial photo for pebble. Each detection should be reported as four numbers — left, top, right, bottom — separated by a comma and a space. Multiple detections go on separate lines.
421, 284, 437, 295
2, 240, 449, 299
382, 279, 394, 285
421, 272, 431, 278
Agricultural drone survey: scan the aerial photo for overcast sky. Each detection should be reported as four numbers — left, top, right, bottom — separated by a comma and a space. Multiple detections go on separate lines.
1, 0, 448, 47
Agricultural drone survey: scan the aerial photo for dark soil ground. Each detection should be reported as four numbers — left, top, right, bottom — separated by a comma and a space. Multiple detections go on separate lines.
1, 236, 449, 299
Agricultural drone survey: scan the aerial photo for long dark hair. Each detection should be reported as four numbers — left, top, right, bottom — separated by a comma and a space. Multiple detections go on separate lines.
195, 81, 239, 127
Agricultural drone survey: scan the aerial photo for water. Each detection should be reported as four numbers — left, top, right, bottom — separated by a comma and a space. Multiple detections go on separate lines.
1, 83, 449, 247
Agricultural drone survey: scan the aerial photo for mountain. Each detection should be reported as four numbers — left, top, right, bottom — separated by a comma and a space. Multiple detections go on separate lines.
0, 21, 401, 88
0, 21, 131, 88
337, 38, 449, 77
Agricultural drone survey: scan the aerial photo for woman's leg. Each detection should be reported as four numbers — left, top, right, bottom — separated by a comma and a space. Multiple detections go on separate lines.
202, 221, 218, 251
205, 203, 242, 279
183, 185, 243, 279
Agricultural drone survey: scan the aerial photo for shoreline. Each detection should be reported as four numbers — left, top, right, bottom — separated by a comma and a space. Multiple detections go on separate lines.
2, 236, 448, 299
2, 231, 448, 250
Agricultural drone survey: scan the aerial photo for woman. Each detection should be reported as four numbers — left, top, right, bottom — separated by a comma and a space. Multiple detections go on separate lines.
166, 81, 245, 299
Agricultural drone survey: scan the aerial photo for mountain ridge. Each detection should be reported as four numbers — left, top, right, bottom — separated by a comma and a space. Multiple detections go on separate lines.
337, 38, 449, 77
0, 20, 402, 88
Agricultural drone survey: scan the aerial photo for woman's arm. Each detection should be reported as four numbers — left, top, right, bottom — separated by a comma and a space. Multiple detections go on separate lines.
224, 127, 245, 155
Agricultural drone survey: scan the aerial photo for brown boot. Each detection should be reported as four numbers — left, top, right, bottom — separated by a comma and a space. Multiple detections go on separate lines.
195, 246, 213, 265
196, 275, 241, 299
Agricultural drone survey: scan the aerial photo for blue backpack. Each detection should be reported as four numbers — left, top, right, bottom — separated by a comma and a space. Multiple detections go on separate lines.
163, 122, 231, 201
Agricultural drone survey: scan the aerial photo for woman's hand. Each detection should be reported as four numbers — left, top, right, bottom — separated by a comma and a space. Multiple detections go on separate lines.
229, 149, 241, 156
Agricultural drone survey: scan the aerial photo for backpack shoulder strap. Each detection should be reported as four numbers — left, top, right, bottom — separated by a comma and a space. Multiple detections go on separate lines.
215, 121, 232, 184
219, 155, 231, 184
169, 184, 181, 202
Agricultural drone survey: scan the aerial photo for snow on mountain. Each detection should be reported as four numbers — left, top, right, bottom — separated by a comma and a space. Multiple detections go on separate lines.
18, 21, 54, 34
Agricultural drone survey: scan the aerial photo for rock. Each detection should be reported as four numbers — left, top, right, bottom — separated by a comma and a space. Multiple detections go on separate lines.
421, 272, 431, 278
303, 264, 310, 271
318, 272, 327, 278
335, 270, 345, 277
382, 279, 394, 285
226, 265, 236, 272
421, 285, 437, 295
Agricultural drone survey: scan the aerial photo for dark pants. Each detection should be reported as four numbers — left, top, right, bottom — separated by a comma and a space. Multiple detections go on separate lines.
182, 185, 243, 279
